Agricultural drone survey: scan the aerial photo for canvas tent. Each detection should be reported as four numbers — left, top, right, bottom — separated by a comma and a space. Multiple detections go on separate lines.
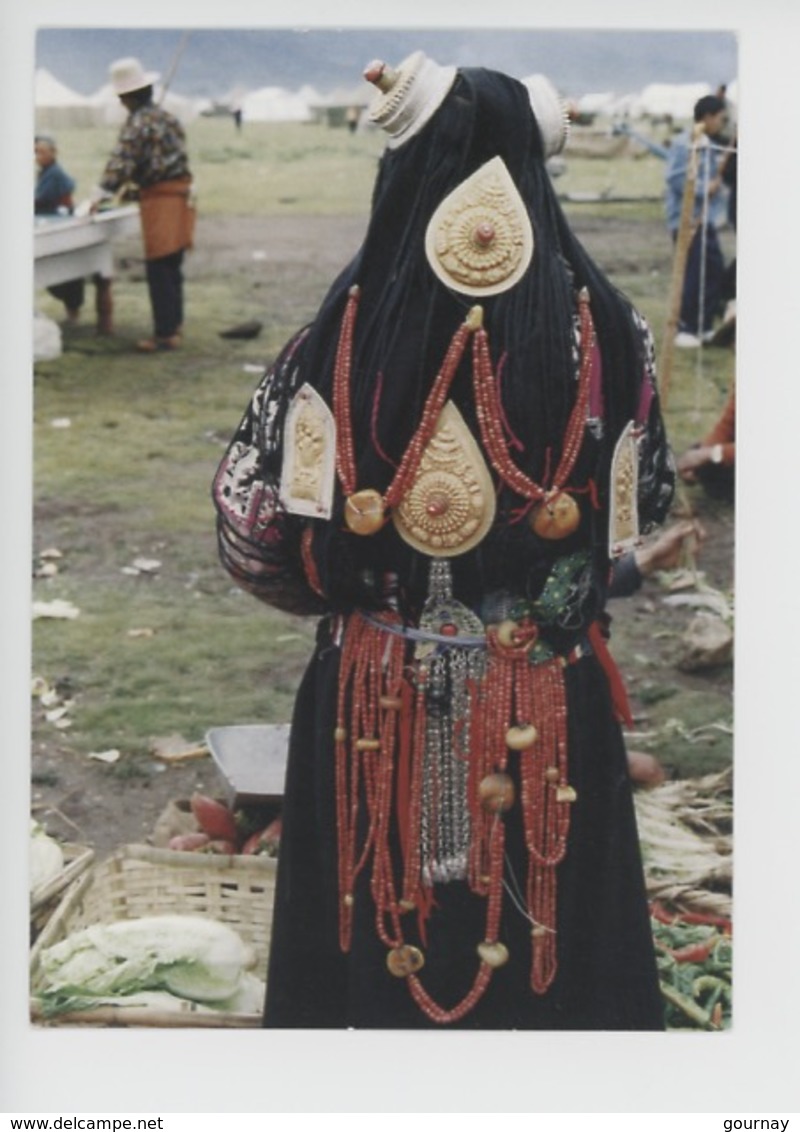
307, 85, 371, 128
240, 84, 318, 122
636, 82, 713, 120
35, 68, 100, 130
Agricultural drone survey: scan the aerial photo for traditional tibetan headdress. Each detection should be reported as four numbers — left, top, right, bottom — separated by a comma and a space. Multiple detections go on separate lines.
365, 52, 570, 159
364, 51, 457, 147
522, 73, 571, 159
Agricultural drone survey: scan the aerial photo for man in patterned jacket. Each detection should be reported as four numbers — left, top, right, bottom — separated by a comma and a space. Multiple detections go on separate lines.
91, 57, 195, 353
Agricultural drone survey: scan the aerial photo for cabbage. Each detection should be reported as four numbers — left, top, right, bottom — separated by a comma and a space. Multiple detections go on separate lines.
39, 914, 252, 1005
30, 821, 64, 893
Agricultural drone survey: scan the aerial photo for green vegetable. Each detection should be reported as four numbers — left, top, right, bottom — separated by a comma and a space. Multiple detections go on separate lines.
38, 914, 254, 1008
30, 821, 64, 893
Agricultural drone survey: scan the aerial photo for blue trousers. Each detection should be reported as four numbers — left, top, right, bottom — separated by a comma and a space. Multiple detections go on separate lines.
679, 224, 724, 336
145, 250, 184, 338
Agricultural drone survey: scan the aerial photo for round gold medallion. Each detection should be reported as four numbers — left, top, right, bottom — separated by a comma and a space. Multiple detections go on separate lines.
530, 491, 581, 540
386, 944, 425, 978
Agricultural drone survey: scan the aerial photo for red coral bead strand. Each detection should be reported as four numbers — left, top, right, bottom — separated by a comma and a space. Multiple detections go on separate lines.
470, 289, 596, 503
332, 286, 361, 496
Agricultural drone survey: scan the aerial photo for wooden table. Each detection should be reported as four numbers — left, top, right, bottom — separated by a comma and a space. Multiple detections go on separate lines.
34, 206, 139, 333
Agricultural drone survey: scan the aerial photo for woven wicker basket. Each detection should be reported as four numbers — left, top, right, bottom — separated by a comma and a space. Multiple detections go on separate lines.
30, 843, 277, 1028
30, 842, 95, 941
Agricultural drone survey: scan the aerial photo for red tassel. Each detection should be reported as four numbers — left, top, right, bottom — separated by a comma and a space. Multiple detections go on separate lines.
588, 621, 633, 726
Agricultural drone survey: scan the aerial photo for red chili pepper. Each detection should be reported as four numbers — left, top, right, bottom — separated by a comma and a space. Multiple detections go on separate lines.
669, 937, 719, 964
676, 910, 732, 932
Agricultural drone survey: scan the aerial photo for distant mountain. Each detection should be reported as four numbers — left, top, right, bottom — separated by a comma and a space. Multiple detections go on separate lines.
34, 26, 738, 100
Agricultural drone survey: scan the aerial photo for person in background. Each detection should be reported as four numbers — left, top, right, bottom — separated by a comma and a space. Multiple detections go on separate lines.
90, 57, 195, 353
677, 386, 735, 500
664, 94, 730, 348
34, 135, 85, 321
712, 127, 738, 348
609, 518, 706, 600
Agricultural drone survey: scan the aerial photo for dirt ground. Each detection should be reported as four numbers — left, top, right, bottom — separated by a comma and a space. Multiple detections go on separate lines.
31, 209, 735, 859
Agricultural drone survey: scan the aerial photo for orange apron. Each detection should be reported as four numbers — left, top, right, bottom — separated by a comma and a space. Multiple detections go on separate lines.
138, 177, 195, 260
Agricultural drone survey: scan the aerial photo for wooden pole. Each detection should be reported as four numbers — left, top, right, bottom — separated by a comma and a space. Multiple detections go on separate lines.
659, 122, 705, 410
158, 31, 192, 106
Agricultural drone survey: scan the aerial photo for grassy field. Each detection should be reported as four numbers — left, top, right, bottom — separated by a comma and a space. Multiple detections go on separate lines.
40, 117, 388, 217
32, 117, 735, 804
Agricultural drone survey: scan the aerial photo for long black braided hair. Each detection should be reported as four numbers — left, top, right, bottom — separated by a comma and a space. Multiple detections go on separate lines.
276, 66, 655, 616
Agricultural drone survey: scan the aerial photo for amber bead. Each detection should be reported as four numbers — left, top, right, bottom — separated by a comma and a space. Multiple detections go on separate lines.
477, 940, 509, 968
478, 772, 515, 813
530, 491, 580, 540
386, 944, 425, 978
505, 723, 538, 750
495, 619, 520, 648
344, 489, 386, 535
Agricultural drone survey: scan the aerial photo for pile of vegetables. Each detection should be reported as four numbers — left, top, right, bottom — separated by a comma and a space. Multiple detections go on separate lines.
651, 903, 732, 1031
635, 767, 732, 922
167, 793, 282, 857
30, 821, 65, 894
36, 913, 266, 1018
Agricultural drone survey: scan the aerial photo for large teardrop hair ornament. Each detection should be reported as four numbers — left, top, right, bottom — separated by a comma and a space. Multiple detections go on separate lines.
425, 157, 534, 296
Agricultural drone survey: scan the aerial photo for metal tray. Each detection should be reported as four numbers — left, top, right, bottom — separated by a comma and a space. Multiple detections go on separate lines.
205, 723, 290, 807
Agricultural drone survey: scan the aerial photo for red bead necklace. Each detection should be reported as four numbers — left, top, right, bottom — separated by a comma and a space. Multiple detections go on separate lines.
333, 604, 578, 1024
333, 285, 595, 539
333, 287, 483, 533
327, 285, 591, 1021
471, 288, 595, 536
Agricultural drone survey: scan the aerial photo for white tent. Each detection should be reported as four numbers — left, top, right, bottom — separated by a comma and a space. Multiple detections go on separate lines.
575, 91, 617, 117
637, 82, 713, 120
240, 84, 318, 122
34, 68, 100, 129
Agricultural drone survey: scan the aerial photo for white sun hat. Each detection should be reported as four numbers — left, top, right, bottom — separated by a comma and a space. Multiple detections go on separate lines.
109, 57, 160, 97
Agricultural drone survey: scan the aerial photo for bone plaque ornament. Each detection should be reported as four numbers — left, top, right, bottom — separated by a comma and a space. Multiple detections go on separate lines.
608, 419, 640, 557
279, 383, 336, 519
425, 157, 534, 296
